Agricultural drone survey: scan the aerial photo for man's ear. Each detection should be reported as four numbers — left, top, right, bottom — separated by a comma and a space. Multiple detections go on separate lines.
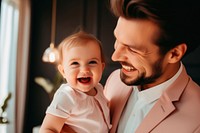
167, 43, 187, 63
57, 64, 65, 78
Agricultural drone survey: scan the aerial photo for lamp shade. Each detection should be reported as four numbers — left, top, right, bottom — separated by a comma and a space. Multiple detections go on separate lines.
42, 43, 59, 63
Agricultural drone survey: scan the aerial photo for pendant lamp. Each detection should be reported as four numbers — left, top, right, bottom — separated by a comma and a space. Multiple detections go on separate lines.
42, 0, 58, 63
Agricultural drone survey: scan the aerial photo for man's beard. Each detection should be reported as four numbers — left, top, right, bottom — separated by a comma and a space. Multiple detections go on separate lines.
120, 58, 164, 86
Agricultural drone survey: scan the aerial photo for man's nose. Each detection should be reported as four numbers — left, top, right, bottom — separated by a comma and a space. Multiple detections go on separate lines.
111, 41, 125, 61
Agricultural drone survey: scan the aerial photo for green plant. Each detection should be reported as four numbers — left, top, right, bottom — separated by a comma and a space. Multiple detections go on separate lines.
0, 92, 11, 124
35, 71, 64, 100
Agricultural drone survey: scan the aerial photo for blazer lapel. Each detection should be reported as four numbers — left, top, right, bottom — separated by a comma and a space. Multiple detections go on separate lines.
135, 95, 176, 133
104, 69, 133, 133
136, 65, 189, 133
110, 83, 132, 133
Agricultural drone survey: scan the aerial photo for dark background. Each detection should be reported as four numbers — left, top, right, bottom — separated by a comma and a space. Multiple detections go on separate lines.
23, 0, 200, 132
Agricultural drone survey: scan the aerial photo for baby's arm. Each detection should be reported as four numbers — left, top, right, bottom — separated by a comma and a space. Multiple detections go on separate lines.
39, 113, 66, 133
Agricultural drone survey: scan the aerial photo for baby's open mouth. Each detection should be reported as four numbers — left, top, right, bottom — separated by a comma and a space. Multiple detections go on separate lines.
78, 77, 91, 83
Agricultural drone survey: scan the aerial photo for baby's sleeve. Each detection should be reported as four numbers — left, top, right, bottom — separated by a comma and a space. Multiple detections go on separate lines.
46, 85, 76, 119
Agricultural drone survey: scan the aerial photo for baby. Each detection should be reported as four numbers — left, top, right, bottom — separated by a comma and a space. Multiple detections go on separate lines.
39, 31, 111, 133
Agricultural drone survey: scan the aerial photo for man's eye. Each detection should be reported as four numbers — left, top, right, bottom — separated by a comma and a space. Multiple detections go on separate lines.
128, 47, 138, 54
89, 61, 97, 64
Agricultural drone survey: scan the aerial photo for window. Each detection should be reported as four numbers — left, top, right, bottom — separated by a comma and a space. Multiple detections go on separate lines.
0, 0, 19, 132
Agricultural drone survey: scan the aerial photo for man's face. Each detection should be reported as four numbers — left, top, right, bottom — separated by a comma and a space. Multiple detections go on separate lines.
112, 17, 168, 89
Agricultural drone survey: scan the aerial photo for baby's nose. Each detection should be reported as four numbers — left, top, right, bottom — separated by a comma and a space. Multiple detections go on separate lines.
79, 65, 92, 75
80, 70, 91, 76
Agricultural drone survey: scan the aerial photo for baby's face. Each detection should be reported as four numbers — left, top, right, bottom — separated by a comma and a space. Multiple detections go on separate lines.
58, 41, 105, 93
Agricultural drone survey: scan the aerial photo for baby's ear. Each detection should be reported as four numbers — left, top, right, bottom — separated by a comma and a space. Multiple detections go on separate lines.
102, 62, 105, 70
57, 64, 65, 78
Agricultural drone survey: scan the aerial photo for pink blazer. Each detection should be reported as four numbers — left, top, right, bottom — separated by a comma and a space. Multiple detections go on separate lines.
104, 66, 200, 133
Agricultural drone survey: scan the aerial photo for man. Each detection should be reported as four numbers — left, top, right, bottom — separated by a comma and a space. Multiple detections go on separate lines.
104, 0, 200, 133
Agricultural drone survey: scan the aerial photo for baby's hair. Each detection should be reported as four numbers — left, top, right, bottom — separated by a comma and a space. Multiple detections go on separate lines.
57, 30, 105, 64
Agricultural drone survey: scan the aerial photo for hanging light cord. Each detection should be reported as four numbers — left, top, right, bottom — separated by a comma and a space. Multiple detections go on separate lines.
50, 0, 56, 48
42, 0, 58, 63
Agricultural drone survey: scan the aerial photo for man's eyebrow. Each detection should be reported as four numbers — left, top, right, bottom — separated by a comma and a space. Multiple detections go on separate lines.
124, 44, 140, 50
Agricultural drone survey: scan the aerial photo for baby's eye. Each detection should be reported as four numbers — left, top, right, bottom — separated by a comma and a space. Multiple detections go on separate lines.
89, 60, 97, 64
71, 62, 79, 65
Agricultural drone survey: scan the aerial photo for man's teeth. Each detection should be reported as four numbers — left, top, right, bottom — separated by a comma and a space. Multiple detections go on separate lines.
122, 65, 134, 71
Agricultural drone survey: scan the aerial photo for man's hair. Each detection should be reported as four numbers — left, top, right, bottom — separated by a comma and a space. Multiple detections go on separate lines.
110, 0, 200, 56
57, 30, 105, 64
